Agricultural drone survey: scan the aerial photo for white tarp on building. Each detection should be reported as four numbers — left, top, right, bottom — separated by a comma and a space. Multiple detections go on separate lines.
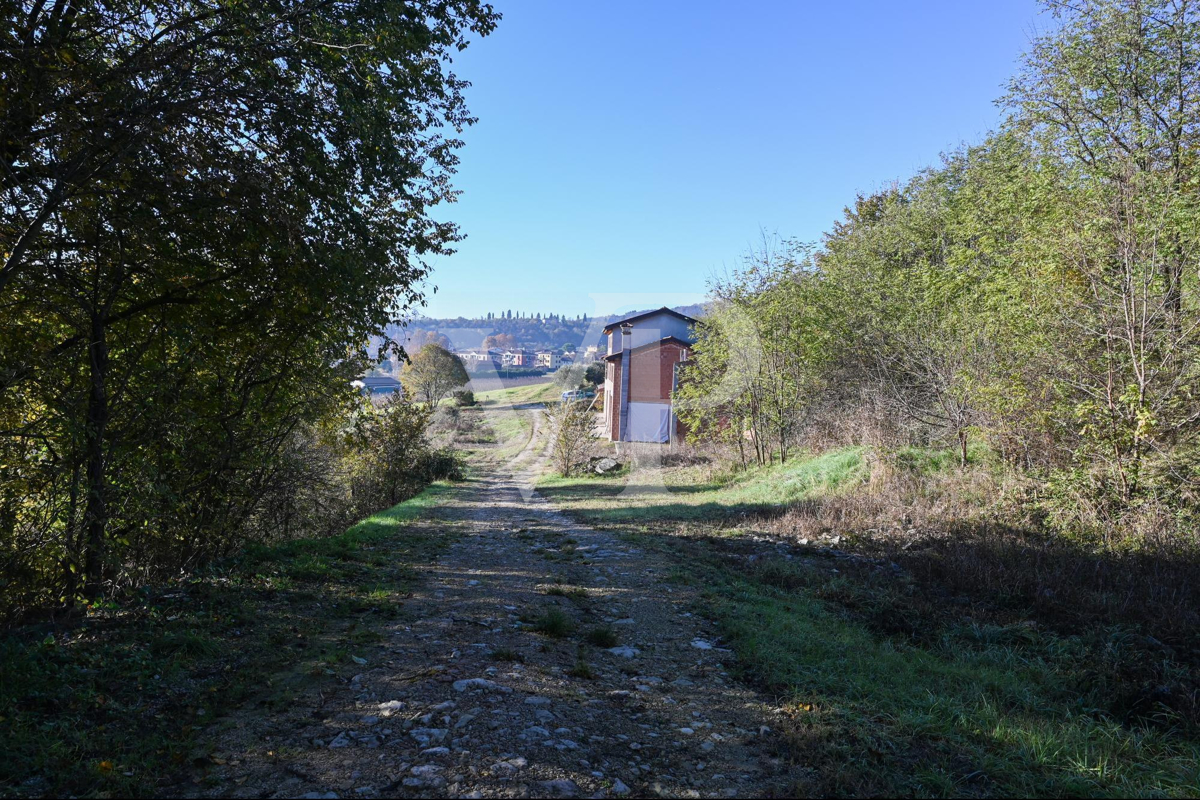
627, 402, 670, 443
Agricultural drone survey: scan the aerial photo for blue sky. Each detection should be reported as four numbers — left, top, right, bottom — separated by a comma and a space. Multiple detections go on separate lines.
419, 0, 1046, 320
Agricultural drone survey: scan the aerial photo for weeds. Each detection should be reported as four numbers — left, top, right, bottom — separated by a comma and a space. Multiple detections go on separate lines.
567, 652, 598, 679
584, 626, 619, 648
531, 608, 574, 638
544, 584, 588, 600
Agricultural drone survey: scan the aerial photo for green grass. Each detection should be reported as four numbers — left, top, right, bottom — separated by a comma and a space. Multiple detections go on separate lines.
0, 482, 458, 799
567, 652, 598, 680
535, 442, 1200, 796
584, 625, 619, 648
537, 446, 869, 523
666, 541, 1200, 797
891, 442, 992, 474
530, 607, 575, 638
488, 647, 524, 663
473, 380, 559, 407
480, 409, 535, 458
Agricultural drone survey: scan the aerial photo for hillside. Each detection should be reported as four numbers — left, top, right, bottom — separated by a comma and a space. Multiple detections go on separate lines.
385, 303, 706, 351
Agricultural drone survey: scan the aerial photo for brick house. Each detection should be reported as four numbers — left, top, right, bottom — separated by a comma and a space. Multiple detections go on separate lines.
601, 307, 697, 443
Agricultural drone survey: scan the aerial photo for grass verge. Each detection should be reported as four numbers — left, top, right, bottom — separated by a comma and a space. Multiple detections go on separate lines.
536, 446, 868, 523
0, 482, 457, 798
656, 534, 1200, 796
540, 446, 1200, 796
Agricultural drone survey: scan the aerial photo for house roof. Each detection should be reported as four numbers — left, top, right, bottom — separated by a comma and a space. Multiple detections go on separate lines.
356, 376, 402, 389
602, 336, 693, 361
601, 306, 698, 334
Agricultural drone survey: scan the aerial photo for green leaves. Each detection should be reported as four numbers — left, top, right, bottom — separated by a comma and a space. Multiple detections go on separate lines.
0, 0, 497, 616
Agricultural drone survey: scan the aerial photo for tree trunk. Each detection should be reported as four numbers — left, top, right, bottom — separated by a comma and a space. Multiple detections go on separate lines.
62, 461, 82, 604
82, 315, 110, 599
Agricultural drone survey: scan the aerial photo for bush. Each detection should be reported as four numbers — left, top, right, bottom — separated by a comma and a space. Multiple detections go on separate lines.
453, 389, 476, 407
553, 364, 587, 389
584, 362, 605, 385
531, 608, 574, 637
544, 400, 596, 477
416, 448, 464, 482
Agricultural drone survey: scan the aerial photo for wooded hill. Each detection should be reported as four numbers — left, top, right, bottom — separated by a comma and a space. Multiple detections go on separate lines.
388, 304, 707, 351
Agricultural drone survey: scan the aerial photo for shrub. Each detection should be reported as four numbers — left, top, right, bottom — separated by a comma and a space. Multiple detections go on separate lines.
544, 400, 596, 477
532, 608, 574, 637
584, 626, 619, 647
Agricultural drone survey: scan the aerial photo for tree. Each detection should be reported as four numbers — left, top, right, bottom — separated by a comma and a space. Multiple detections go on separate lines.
401, 345, 469, 407
0, 0, 499, 609
481, 333, 517, 350
544, 399, 595, 477
406, 330, 452, 353
1006, 0, 1200, 498
554, 364, 587, 390
348, 398, 440, 506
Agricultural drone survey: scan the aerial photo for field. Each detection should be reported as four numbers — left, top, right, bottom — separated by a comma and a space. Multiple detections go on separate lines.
439, 380, 560, 462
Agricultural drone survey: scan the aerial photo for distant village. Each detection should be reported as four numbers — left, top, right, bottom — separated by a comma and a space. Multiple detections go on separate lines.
368, 304, 705, 381
362, 307, 701, 446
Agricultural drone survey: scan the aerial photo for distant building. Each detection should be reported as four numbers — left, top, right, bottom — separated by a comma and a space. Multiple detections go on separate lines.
601, 307, 697, 444
458, 349, 504, 370
536, 350, 561, 370
503, 350, 535, 367
353, 376, 402, 397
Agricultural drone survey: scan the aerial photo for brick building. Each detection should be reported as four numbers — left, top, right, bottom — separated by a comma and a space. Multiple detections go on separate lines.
601, 307, 697, 443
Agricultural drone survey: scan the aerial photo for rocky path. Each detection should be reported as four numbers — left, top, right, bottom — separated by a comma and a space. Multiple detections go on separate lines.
184, 411, 792, 798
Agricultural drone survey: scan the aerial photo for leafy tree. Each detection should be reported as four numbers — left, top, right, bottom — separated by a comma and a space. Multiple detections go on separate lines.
544, 399, 595, 477
554, 364, 588, 390
401, 344, 469, 407
406, 330, 453, 354
584, 362, 606, 385
481, 333, 518, 350
347, 398, 453, 507
1005, 0, 1200, 500
0, 0, 498, 610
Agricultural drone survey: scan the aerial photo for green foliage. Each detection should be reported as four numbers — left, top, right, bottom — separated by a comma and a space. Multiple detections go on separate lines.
530, 607, 574, 638
0, 483, 456, 797
0, 1, 497, 616
679, 0, 1200, 544
344, 397, 462, 510
401, 344, 471, 407
584, 625, 619, 648
553, 363, 588, 390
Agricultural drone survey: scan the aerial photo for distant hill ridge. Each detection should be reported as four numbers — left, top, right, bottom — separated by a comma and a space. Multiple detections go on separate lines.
383, 304, 706, 351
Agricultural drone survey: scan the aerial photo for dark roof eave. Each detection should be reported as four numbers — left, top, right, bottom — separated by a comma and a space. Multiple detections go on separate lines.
601, 336, 693, 360
601, 306, 699, 334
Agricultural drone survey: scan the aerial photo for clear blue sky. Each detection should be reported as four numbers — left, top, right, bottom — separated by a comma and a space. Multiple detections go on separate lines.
419, 0, 1047, 320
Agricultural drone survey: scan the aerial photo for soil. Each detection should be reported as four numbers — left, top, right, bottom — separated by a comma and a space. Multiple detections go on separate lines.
177, 409, 795, 799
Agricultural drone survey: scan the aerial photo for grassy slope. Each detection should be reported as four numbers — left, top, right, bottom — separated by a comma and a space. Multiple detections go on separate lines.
538, 450, 1200, 797
0, 482, 459, 799
537, 446, 868, 523
473, 380, 559, 407
463, 381, 557, 462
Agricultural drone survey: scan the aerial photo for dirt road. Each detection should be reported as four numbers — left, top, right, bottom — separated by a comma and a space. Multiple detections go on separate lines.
185, 409, 791, 798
